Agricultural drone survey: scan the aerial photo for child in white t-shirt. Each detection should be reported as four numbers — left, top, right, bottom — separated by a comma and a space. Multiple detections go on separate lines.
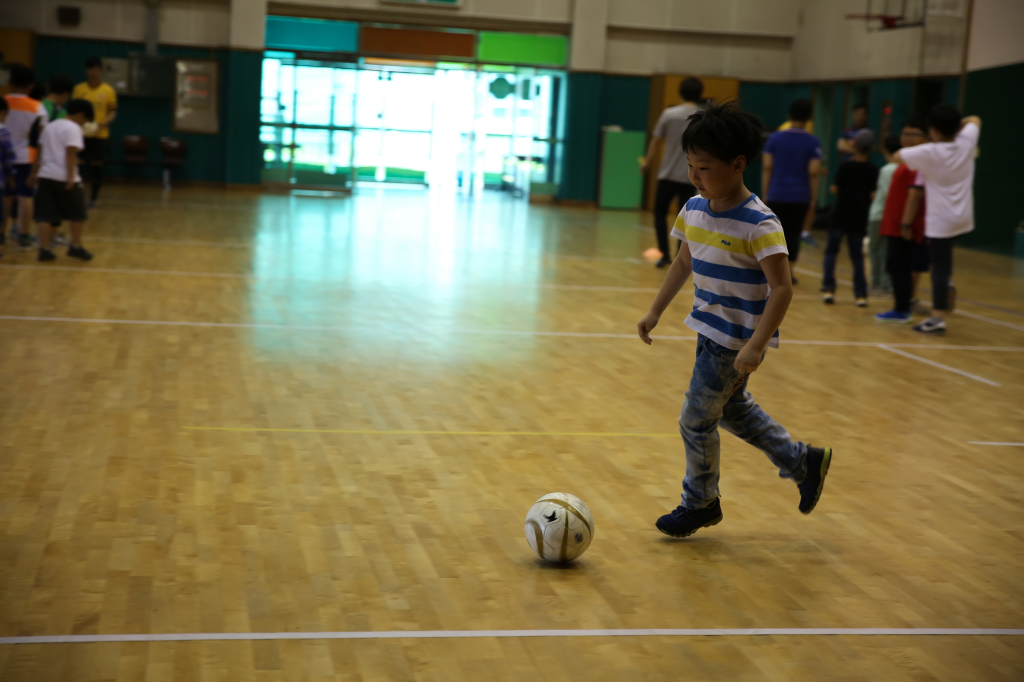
28, 98, 95, 262
895, 105, 981, 335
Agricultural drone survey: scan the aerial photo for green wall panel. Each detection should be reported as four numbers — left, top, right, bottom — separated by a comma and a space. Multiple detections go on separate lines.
599, 75, 650, 132
599, 131, 645, 209
558, 72, 603, 202
959, 62, 1023, 255
223, 50, 263, 185
477, 32, 567, 67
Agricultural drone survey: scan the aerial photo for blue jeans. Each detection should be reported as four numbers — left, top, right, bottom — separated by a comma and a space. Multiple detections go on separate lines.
678, 335, 808, 509
822, 226, 868, 298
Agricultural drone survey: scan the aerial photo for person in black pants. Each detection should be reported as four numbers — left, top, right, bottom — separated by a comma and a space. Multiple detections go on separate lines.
642, 77, 704, 267
762, 98, 823, 284
821, 130, 878, 305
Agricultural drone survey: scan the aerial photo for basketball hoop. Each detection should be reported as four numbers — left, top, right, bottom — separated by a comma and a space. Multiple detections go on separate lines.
845, 13, 904, 30
846, 0, 927, 31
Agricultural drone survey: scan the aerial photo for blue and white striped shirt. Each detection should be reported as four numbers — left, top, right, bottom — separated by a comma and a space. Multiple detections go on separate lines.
671, 194, 789, 350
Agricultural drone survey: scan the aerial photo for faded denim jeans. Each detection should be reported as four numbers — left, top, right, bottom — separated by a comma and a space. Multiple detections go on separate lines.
679, 335, 808, 509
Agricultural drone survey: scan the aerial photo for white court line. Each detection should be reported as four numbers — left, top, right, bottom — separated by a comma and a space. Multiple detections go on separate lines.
954, 309, 1024, 332
1, 316, 1023, 353
1, 628, 1021, 645
966, 442, 1024, 447
877, 344, 1001, 387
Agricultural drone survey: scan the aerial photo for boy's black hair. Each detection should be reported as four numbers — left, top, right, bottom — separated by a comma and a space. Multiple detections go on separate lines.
49, 74, 75, 95
927, 104, 961, 138
0, 98, 8, 113
883, 134, 902, 155
66, 98, 95, 121
852, 103, 867, 111
679, 77, 704, 102
681, 100, 764, 167
9, 65, 35, 88
85, 56, 103, 70
789, 98, 812, 122
29, 84, 47, 100
901, 115, 927, 132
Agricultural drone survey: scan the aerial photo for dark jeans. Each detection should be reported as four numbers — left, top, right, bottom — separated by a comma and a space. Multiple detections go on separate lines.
654, 179, 697, 258
886, 235, 916, 313
928, 237, 954, 311
822, 226, 867, 298
766, 201, 808, 262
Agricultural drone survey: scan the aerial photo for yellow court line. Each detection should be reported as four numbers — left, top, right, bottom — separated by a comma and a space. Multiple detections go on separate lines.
183, 426, 677, 438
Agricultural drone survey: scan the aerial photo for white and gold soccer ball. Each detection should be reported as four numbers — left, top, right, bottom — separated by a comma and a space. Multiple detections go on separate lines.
524, 492, 594, 563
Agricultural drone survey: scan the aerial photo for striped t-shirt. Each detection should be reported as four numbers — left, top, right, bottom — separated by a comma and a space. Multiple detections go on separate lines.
671, 194, 788, 350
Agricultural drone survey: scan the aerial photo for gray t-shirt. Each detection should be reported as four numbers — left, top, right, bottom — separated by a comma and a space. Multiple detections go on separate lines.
653, 103, 700, 183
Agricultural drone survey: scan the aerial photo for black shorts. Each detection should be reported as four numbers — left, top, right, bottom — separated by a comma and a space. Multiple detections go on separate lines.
33, 178, 88, 225
83, 138, 110, 164
911, 241, 930, 272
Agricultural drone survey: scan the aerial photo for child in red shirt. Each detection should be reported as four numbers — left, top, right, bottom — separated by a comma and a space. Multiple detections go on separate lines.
876, 117, 927, 323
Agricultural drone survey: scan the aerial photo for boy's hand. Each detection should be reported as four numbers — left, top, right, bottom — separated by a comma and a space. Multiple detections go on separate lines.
900, 225, 913, 241
26, 174, 38, 189
734, 343, 763, 374
637, 312, 660, 345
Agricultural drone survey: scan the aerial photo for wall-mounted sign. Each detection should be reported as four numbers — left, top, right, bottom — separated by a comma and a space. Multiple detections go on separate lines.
173, 59, 219, 134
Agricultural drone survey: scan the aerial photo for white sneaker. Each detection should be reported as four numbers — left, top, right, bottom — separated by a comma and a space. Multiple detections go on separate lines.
913, 317, 946, 335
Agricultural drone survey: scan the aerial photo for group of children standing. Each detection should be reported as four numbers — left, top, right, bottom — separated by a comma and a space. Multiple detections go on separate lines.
1, 59, 116, 262
765, 99, 980, 336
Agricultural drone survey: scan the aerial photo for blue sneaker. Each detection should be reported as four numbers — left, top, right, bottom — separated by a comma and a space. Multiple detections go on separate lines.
656, 498, 723, 538
875, 309, 912, 323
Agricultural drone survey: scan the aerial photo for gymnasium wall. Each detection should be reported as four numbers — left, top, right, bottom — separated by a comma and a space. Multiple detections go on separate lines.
0, 0, 232, 46
966, 0, 1024, 72
790, 0, 966, 81
33, 36, 262, 185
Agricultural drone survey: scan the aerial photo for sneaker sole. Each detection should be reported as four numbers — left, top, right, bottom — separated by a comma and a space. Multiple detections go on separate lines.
801, 447, 832, 515
875, 317, 912, 324
656, 512, 724, 538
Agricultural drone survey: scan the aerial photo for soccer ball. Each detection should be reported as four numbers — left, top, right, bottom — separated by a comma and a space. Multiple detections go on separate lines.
524, 492, 594, 563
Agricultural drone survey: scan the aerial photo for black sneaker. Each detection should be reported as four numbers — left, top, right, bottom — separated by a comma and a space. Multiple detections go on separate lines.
67, 245, 94, 261
655, 498, 723, 538
655, 255, 672, 268
798, 446, 832, 514
38, 248, 56, 262
18, 233, 33, 249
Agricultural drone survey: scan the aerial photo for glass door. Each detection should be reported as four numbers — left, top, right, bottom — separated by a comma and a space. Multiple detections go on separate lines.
260, 53, 357, 188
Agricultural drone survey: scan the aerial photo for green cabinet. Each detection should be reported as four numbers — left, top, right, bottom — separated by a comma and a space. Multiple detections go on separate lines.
599, 130, 646, 209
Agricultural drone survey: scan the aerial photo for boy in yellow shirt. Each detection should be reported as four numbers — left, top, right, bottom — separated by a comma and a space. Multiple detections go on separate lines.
72, 57, 117, 207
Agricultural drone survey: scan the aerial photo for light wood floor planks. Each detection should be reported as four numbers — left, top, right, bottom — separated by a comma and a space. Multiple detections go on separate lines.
1, 185, 1022, 680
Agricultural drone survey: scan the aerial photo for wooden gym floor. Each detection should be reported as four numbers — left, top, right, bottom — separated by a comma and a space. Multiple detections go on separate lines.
0, 185, 1022, 680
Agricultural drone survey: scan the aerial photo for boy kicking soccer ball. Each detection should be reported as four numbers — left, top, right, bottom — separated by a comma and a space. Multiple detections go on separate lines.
636, 102, 832, 538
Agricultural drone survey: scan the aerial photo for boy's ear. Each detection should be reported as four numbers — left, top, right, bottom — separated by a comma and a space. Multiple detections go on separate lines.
733, 156, 747, 173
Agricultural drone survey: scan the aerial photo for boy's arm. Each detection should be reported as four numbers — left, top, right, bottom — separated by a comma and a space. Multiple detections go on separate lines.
961, 115, 981, 131
26, 145, 43, 188
637, 241, 693, 344
837, 137, 855, 154
640, 135, 663, 173
805, 158, 821, 232
734, 253, 792, 374
65, 146, 80, 189
900, 187, 923, 240
760, 152, 773, 201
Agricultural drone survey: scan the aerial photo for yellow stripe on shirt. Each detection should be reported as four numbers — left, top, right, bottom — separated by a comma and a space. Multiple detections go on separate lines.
683, 224, 755, 256
749, 230, 788, 254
